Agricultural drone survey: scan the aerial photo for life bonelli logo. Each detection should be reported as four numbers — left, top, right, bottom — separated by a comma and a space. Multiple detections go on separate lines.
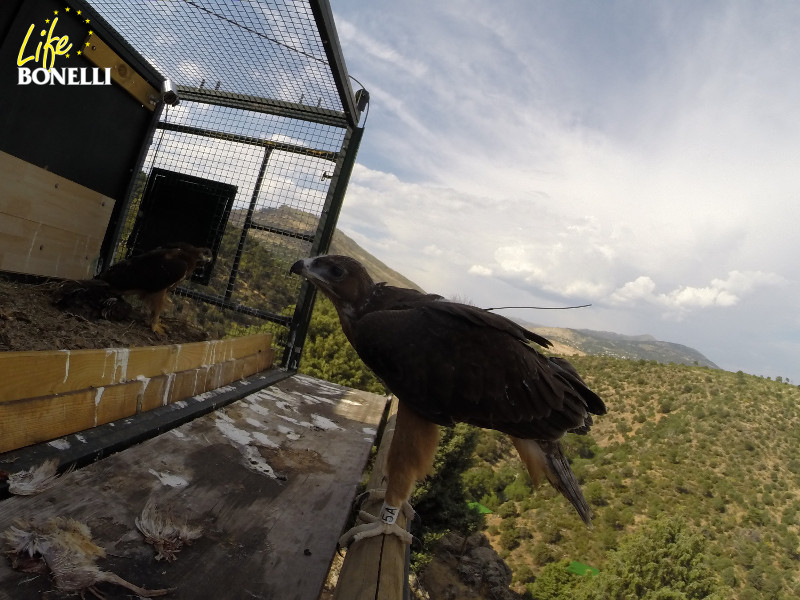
17, 6, 110, 86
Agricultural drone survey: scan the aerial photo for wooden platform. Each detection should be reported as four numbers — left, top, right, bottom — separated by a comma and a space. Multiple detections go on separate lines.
0, 374, 387, 600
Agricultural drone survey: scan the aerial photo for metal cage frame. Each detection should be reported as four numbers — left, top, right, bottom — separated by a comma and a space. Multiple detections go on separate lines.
76, 0, 367, 371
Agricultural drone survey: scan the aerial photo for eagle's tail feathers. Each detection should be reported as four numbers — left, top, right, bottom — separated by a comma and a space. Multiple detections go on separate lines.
511, 437, 592, 527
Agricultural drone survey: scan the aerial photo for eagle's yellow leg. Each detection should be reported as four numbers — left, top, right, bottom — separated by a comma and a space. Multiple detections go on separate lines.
143, 291, 169, 335
340, 402, 439, 547
384, 401, 440, 507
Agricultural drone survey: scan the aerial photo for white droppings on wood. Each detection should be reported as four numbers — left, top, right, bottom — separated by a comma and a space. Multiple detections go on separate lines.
148, 469, 189, 488
60, 349, 70, 384
252, 431, 280, 448
247, 402, 270, 417
214, 417, 253, 446
105, 348, 130, 383
277, 425, 301, 441
161, 372, 175, 406
310, 414, 341, 431
241, 445, 276, 478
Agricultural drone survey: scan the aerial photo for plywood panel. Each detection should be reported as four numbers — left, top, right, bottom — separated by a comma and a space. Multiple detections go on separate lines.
0, 151, 114, 233
0, 214, 102, 279
0, 150, 114, 279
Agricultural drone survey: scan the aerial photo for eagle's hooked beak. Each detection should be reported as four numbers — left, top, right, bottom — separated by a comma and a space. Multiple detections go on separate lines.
289, 258, 312, 277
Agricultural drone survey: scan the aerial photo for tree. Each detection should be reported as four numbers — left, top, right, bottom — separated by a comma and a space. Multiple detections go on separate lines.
297, 295, 386, 394
527, 559, 581, 600
575, 515, 722, 600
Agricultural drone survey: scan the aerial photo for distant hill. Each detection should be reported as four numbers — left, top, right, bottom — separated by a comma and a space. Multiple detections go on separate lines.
529, 327, 720, 369
329, 232, 423, 291
245, 205, 422, 290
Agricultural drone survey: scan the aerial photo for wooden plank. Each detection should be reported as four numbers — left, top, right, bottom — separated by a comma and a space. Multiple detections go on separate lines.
227, 333, 272, 360
0, 150, 114, 237
0, 350, 68, 403
0, 336, 276, 453
0, 334, 273, 404
0, 390, 97, 451
0, 150, 114, 279
257, 346, 276, 372
334, 398, 408, 600
81, 33, 159, 111
168, 369, 205, 404
140, 375, 168, 413
0, 214, 102, 279
95, 382, 142, 426
126, 345, 182, 379
0, 375, 388, 600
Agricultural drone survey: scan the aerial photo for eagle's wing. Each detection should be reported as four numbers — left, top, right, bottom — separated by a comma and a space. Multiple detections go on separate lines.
353, 301, 604, 441
97, 248, 191, 293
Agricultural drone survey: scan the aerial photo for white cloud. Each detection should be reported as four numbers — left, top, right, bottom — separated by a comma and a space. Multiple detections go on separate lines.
333, 1, 800, 381
469, 264, 492, 276
610, 271, 785, 317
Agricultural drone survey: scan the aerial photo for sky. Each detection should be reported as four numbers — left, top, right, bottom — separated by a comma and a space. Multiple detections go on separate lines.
328, 0, 800, 383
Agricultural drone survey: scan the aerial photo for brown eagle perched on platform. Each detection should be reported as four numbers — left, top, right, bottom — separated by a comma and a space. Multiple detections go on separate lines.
96, 242, 212, 335
291, 255, 606, 545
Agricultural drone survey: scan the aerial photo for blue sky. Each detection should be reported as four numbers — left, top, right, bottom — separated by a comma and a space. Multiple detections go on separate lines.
330, 0, 800, 382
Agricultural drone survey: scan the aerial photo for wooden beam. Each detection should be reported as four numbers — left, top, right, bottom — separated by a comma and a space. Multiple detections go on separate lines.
334, 398, 409, 600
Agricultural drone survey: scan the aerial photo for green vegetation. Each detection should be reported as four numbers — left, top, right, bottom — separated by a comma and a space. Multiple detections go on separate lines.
293, 295, 385, 394
464, 357, 800, 599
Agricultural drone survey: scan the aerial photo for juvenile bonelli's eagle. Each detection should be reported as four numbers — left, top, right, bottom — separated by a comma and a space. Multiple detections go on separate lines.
96, 242, 212, 335
291, 255, 606, 545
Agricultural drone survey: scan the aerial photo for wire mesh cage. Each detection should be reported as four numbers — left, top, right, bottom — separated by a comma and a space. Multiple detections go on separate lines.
80, 0, 366, 367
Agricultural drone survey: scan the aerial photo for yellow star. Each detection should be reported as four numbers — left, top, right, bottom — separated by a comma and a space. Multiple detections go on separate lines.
54, 10, 58, 15
88, 30, 93, 35
85, 18, 90, 23
65, 7, 70, 11
85, 41, 90, 46
65, 53, 70, 58
45, 18, 50, 23
77, 10, 82, 15
77, 50, 82, 55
